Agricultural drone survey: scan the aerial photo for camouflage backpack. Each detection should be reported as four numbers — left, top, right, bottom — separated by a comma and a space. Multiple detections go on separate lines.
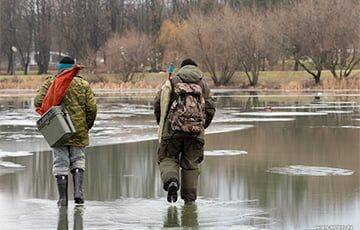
168, 82, 205, 133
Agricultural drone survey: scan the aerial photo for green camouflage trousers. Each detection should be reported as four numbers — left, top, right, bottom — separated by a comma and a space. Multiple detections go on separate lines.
52, 146, 86, 176
158, 137, 204, 202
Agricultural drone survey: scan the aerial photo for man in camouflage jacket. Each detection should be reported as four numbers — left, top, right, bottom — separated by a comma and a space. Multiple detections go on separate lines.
34, 56, 97, 207
154, 59, 216, 204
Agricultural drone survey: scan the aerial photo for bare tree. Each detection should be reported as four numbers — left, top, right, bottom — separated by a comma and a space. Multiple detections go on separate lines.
157, 19, 186, 64
323, 1, 360, 79
14, 0, 36, 75
0, 0, 35, 75
0, 0, 16, 74
277, 0, 360, 83
231, 10, 275, 86
182, 9, 238, 86
104, 30, 151, 82
34, 0, 52, 74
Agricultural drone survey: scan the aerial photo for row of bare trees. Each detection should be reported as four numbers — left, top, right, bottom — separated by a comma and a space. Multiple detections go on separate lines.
2, 0, 272, 75
179, 0, 360, 85
1, 0, 359, 86
105, 0, 360, 85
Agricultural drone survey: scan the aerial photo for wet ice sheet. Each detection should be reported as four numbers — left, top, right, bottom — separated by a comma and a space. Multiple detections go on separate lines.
341, 126, 360, 129
213, 117, 295, 123
204, 150, 248, 156
252, 101, 360, 110
252, 105, 360, 110
0, 95, 358, 154
0, 198, 273, 229
0, 161, 24, 168
267, 165, 355, 176
319, 110, 353, 114
0, 150, 33, 158
309, 125, 360, 129
236, 112, 328, 117
206, 124, 253, 134
0, 161, 25, 176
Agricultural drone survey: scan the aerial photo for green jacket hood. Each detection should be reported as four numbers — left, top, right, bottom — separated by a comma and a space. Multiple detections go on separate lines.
176, 65, 203, 83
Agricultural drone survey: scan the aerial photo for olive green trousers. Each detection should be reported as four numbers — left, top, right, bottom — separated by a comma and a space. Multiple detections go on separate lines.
158, 137, 204, 202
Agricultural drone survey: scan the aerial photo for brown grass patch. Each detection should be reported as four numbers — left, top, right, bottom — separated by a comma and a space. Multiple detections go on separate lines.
280, 77, 360, 91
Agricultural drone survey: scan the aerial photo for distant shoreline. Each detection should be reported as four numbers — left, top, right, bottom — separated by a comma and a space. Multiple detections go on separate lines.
0, 70, 359, 91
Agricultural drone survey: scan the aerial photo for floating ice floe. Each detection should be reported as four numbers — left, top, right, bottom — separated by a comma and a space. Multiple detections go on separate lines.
213, 117, 295, 123
0, 150, 33, 158
341, 126, 360, 129
323, 101, 358, 105
2, 133, 43, 140
0, 119, 36, 126
252, 104, 360, 110
204, 150, 248, 156
206, 125, 254, 134
267, 165, 354, 176
0, 161, 25, 168
97, 113, 134, 119
319, 110, 353, 114
235, 112, 328, 117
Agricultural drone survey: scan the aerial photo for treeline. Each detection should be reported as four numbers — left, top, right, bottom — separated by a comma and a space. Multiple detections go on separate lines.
0, 0, 359, 86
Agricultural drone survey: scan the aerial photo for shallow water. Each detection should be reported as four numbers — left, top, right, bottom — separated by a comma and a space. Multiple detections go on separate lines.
0, 90, 359, 229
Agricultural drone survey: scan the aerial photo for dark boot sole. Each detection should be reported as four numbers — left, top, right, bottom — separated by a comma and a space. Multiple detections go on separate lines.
167, 185, 178, 203
74, 197, 84, 204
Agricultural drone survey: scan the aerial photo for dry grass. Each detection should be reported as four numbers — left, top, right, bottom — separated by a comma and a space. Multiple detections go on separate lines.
0, 70, 359, 90
0, 75, 45, 89
90, 81, 161, 89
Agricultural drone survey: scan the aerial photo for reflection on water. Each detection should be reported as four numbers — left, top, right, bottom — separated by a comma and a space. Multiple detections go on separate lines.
57, 206, 84, 230
57, 207, 68, 230
0, 91, 359, 229
163, 204, 201, 228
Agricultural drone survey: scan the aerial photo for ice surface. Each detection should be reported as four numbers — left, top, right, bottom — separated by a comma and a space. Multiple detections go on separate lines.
0, 119, 36, 126
213, 117, 295, 123
0, 198, 273, 229
0, 161, 24, 168
0, 150, 33, 158
319, 110, 353, 114
206, 125, 254, 134
236, 112, 328, 117
341, 126, 360, 129
252, 105, 359, 110
267, 165, 354, 176
204, 150, 248, 156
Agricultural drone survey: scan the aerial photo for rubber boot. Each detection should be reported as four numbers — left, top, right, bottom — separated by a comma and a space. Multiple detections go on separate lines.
181, 169, 199, 204
56, 175, 68, 207
167, 181, 179, 203
72, 168, 85, 204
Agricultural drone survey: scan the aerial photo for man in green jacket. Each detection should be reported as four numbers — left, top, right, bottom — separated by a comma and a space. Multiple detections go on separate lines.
154, 59, 216, 204
34, 57, 97, 207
